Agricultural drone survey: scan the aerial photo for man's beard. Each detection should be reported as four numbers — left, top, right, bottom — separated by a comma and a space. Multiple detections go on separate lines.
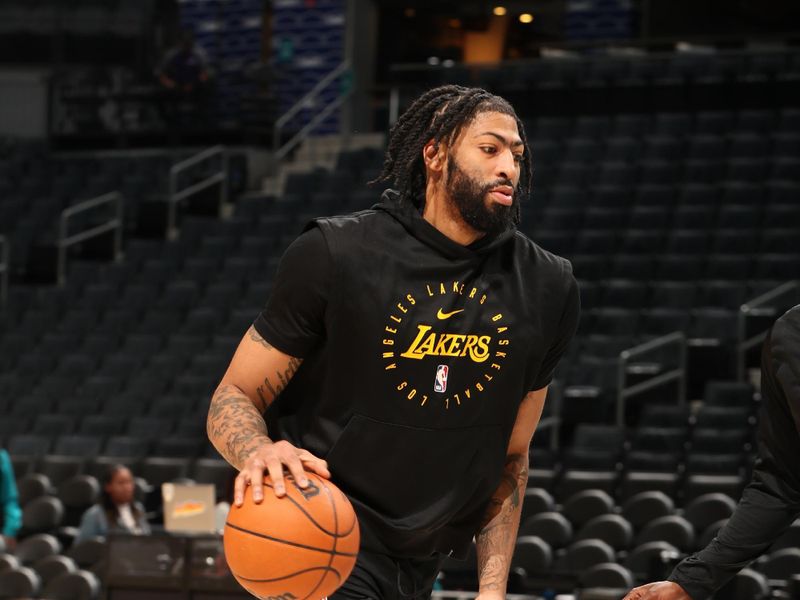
447, 159, 516, 236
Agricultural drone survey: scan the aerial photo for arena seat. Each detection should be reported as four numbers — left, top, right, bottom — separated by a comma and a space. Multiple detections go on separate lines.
31, 554, 77, 588
621, 491, 675, 531
15, 533, 62, 566
759, 548, 800, 581
578, 562, 636, 600
712, 568, 769, 600
510, 535, 553, 578
520, 487, 556, 524
682, 474, 746, 503
41, 569, 101, 600
37, 456, 85, 489
623, 540, 679, 581
519, 512, 574, 550
562, 490, 616, 529
559, 539, 616, 575
766, 520, 800, 554
575, 514, 634, 552
635, 515, 695, 553
0, 566, 41, 599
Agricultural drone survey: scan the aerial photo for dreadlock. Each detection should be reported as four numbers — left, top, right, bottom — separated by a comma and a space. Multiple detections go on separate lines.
370, 85, 532, 225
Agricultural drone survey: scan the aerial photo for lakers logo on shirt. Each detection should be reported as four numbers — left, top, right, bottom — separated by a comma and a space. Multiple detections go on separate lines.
399, 326, 491, 362
380, 279, 511, 410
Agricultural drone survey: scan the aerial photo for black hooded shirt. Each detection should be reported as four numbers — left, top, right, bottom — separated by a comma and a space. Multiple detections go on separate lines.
253, 190, 580, 559
669, 304, 800, 599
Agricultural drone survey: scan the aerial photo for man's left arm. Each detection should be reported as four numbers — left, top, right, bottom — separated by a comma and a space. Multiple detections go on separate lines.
475, 386, 548, 599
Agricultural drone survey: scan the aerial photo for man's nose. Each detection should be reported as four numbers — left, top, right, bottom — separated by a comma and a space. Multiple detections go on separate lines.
496, 149, 516, 181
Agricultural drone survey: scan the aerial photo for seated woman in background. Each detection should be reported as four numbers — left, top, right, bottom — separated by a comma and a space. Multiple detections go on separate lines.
77, 464, 150, 542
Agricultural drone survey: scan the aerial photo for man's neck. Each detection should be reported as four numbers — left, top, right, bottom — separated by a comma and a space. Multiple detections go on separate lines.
422, 185, 484, 246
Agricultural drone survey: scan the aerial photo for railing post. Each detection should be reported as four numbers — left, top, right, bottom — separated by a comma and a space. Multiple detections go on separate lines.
57, 212, 68, 287
616, 352, 627, 426
678, 335, 687, 406
736, 304, 748, 382
114, 191, 123, 262
273, 61, 352, 158
168, 146, 227, 236
57, 191, 124, 287
616, 332, 687, 426
168, 163, 179, 236
276, 92, 354, 160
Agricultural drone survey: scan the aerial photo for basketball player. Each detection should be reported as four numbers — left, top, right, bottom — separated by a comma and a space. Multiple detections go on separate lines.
624, 304, 800, 600
207, 85, 580, 599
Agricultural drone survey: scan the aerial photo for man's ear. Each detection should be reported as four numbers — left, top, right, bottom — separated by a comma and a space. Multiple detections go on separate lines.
423, 139, 446, 173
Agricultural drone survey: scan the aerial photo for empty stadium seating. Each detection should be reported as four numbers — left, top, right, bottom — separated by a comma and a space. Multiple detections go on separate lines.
2, 44, 800, 599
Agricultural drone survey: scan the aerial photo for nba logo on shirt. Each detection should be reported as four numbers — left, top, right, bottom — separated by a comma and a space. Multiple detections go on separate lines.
434, 365, 449, 393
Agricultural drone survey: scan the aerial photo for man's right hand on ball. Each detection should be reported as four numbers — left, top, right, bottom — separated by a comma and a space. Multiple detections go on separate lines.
623, 582, 692, 600
234, 440, 330, 505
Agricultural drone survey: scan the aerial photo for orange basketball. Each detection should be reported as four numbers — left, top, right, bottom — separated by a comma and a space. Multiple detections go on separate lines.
224, 472, 360, 600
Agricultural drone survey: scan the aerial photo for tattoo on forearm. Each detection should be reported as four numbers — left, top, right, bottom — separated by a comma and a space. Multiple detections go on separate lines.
476, 452, 529, 593
207, 384, 271, 469
207, 340, 303, 469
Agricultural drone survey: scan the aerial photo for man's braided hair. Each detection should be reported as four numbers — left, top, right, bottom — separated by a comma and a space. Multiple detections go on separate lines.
370, 85, 532, 225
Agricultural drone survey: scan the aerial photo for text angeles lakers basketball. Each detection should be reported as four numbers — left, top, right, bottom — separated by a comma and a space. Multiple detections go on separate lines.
382, 279, 511, 409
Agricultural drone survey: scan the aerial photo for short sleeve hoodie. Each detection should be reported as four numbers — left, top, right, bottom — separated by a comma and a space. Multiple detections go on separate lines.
254, 190, 580, 559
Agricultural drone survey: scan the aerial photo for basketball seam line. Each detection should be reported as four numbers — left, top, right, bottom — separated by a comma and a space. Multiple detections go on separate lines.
264, 480, 357, 538
302, 480, 339, 600
236, 565, 342, 584
225, 521, 359, 557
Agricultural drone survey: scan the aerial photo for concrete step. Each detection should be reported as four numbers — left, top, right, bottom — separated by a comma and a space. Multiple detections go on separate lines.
261, 133, 385, 195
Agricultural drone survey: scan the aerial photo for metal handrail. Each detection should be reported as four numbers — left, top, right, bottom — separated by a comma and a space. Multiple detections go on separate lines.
168, 145, 228, 234
276, 88, 354, 160
0, 235, 8, 308
737, 281, 800, 381
616, 332, 687, 426
57, 191, 123, 287
273, 60, 352, 152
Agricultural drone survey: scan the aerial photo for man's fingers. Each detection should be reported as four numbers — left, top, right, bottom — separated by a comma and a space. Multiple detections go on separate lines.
233, 472, 249, 507
284, 454, 310, 488
248, 464, 267, 503
299, 453, 330, 478
622, 586, 647, 600
266, 459, 287, 497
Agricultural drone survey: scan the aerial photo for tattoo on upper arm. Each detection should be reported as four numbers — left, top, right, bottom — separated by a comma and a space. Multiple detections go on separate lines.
248, 326, 273, 350
475, 452, 529, 591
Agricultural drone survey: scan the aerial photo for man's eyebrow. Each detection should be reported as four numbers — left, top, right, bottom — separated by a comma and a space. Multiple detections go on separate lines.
475, 131, 525, 148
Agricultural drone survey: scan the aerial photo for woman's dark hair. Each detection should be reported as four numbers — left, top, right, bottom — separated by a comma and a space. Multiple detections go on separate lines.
101, 464, 142, 527
370, 85, 532, 223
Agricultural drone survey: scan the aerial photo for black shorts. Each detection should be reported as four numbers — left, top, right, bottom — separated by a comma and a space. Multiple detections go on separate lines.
328, 549, 444, 600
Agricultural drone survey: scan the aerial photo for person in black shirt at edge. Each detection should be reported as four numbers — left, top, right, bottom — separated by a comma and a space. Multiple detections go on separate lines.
624, 304, 800, 600
207, 85, 580, 599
